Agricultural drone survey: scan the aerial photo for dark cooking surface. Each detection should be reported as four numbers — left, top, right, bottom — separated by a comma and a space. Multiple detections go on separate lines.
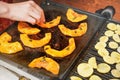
0, 1, 107, 80
66, 20, 120, 80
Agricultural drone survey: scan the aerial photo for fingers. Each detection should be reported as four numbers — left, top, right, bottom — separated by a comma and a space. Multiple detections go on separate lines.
39, 8, 46, 24
28, 0, 45, 24
25, 15, 36, 25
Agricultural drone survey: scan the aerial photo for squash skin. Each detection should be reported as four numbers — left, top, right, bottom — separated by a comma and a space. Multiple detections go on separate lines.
44, 38, 76, 58
37, 16, 61, 28
66, 8, 88, 22
18, 22, 40, 35
58, 22, 87, 37
0, 32, 23, 54
20, 33, 51, 48
28, 56, 60, 75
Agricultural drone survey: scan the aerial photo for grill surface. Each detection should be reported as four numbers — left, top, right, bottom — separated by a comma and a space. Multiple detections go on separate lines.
66, 20, 120, 80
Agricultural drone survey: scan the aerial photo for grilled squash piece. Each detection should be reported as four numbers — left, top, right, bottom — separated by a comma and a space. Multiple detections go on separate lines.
37, 16, 61, 28
28, 56, 60, 75
44, 38, 76, 58
0, 32, 11, 42
58, 23, 87, 37
0, 32, 23, 54
18, 22, 40, 35
66, 8, 88, 22
20, 33, 51, 48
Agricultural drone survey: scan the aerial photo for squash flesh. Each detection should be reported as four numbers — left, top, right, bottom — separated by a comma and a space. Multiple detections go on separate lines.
18, 22, 40, 35
37, 16, 61, 28
44, 38, 76, 57
20, 33, 51, 48
66, 8, 88, 22
0, 32, 23, 54
28, 57, 60, 75
58, 23, 87, 37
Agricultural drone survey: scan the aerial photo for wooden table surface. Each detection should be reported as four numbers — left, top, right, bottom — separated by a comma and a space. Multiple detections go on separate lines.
0, 0, 120, 31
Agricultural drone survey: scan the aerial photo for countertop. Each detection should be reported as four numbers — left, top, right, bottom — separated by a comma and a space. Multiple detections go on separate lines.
0, 0, 120, 31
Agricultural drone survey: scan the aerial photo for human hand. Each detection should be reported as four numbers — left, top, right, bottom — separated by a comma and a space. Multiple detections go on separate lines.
0, 1, 45, 25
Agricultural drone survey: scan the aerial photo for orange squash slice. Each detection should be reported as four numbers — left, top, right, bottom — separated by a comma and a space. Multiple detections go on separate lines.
0, 32, 23, 54
0, 32, 11, 42
20, 33, 51, 48
58, 22, 87, 37
18, 22, 40, 35
66, 8, 88, 22
44, 38, 76, 58
37, 16, 61, 28
28, 56, 60, 75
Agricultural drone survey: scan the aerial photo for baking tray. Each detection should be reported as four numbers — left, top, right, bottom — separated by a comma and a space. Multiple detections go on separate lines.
66, 19, 120, 80
0, 0, 107, 80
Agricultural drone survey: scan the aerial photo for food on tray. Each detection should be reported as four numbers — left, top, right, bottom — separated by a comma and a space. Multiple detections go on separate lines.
116, 63, 120, 71
0, 32, 11, 42
103, 55, 115, 64
88, 57, 97, 69
97, 63, 111, 73
117, 47, 120, 53
115, 30, 120, 35
77, 63, 93, 77
44, 38, 75, 57
112, 34, 120, 43
94, 42, 107, 50
111, 51, 120, 63
99, 36, 109, 42
111, 69, 120, 78
20, 33, 51, 48
0, 32, 23, 54
89, 75, 102, 80
18, 22, 40, 35
58, 22, 87, 37
70, 76, 82, 80
108, 41, 118, 49
107, 23, 117, 31
116, 24, 120, 30
37, 16, 61, 28
28, 56, 60, 75
97, 48, 109, 57
66, 8, 88, 22
114, 24, 120, 35
104, 30, 114, 37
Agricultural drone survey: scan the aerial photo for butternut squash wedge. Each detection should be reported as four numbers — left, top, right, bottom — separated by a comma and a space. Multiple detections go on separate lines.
0, 32, 11, 42
44, 38, 76, 58
0, 32, 23, 54
37, 16, 61, 28
28, 56, 60, 75
58, 22, 87, 37
18, 22, 40, 35
66, 8, 88, 22
20, 33, 51, 48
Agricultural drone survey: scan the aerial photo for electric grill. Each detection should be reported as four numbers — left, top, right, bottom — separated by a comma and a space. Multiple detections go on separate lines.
0, 0, 117, 80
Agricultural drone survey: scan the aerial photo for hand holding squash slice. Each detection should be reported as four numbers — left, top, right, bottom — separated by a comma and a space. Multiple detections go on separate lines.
18, 22, 40, 35
37, 16, 61, 28
44, 38, 76, 58
0, 32, 23, 54
66, 8, 88, 22
58, 22, 87, 37
28, 56, 60, 75
20, 33, 51, 48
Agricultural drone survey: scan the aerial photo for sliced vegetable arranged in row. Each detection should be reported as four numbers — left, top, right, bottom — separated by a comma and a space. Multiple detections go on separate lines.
0, 8, 88, 75
70, 22, 120, 79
